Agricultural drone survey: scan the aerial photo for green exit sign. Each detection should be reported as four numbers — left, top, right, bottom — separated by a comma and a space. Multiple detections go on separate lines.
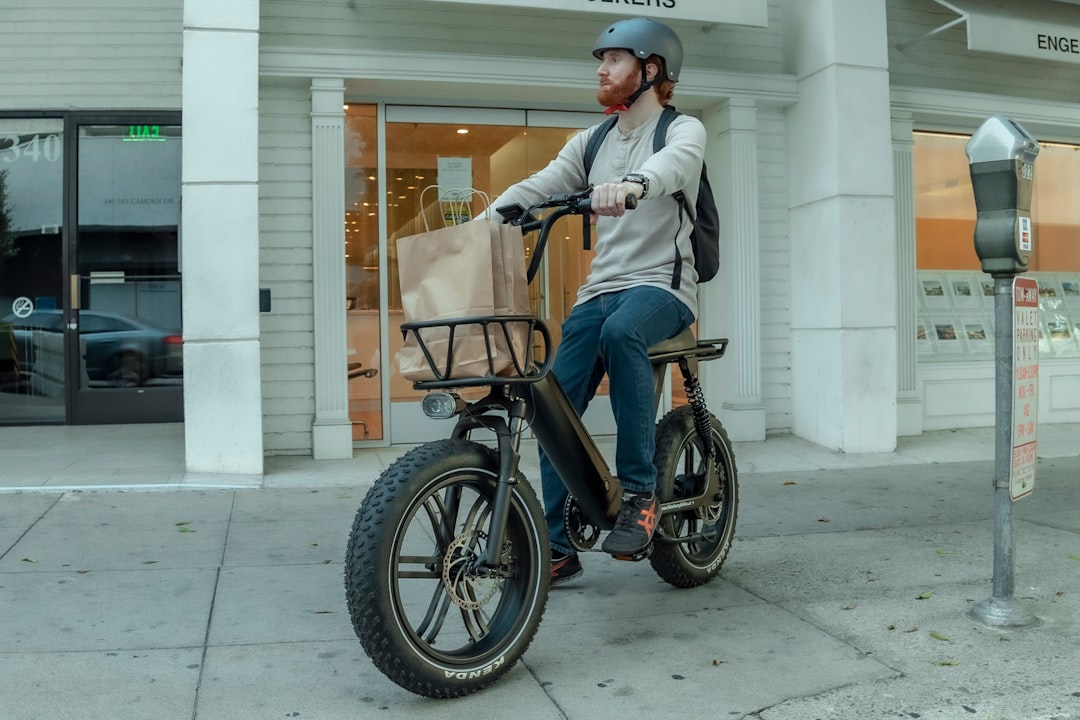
125, 125, 166, 142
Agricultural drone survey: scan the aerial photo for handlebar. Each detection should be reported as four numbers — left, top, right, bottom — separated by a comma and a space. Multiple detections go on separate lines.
496, 188, 637, 283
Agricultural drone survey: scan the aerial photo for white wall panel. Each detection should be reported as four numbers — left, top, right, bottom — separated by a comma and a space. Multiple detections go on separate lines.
259, 81, 316, 455
0, 0, 181, 109
757, 108, 793, 434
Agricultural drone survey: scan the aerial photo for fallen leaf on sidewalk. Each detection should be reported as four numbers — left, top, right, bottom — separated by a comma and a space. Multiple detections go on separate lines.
937, 660, 960, 666
21, 558, 37, 563
916, 591, 933, 600
783, 481, 796, 486
905, 627, 919, 633
930, 631, 951, 642
818, 517, 830, 523
1069, 554, 1080, 561
178, 526, 195, 533
935, 549, 952, 555
841, 604, 856, 611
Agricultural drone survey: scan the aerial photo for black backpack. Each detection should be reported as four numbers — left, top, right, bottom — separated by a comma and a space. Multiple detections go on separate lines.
583, 105, 720, 290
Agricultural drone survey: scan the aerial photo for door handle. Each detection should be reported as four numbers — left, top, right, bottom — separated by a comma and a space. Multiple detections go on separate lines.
70, 274, 80, 310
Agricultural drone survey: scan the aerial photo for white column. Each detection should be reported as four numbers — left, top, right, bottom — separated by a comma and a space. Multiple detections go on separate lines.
181, 0, 263, 474
783, 0, 897, 453
700, 98, 765, 442
892, 112, 923, 437
310, 79, 353, 460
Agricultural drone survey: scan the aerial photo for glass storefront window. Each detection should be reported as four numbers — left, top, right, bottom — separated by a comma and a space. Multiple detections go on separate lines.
914, 131, 1080, 272
0, 119, 65, 423
914, 131, 1080, 359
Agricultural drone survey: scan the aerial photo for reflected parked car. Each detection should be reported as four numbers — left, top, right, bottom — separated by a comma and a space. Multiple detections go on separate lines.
1, 309, 182, 387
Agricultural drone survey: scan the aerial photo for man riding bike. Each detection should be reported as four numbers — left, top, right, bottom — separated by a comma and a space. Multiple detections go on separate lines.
489, 17, 707, 584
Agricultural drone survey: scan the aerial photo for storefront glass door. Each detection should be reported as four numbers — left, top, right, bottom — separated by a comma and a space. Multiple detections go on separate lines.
369, 106, 608, 444
71, 122, 183, 423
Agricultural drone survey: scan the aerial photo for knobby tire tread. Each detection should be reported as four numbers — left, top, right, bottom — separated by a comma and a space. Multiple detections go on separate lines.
344, 439, 548, 698
649, 406, 739, 588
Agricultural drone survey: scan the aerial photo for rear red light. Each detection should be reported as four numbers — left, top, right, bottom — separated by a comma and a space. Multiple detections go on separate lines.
164, 335, 183, 345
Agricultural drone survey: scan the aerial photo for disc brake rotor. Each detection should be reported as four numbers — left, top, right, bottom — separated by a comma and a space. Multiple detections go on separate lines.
441, 531, 501, 610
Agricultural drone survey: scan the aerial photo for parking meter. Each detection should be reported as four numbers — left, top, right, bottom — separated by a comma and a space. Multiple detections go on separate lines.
965, 116, 1039, 277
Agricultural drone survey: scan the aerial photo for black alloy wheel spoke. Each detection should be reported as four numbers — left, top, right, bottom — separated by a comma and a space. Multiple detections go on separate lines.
417, 583, 455, 644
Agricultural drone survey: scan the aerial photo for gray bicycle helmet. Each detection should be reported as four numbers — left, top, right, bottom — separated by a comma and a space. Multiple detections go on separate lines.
592, 17, 683, 82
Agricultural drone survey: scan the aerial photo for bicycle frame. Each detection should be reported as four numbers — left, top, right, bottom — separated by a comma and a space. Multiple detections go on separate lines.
399, 190, 728, 570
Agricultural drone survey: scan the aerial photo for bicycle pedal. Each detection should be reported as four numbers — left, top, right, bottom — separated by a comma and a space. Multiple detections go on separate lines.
610, 545, 652, 562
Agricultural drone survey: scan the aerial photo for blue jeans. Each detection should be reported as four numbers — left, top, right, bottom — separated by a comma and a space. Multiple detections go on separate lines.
539, 286, 694, 555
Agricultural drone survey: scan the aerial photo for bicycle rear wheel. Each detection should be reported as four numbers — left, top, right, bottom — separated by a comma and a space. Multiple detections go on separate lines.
650, 406, 739, 588
345, 439, 549, 697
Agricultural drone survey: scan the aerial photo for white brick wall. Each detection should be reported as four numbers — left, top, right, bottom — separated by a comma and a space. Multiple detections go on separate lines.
0, 0, 181, 109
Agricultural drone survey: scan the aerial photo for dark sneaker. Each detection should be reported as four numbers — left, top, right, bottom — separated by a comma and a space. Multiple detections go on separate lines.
550, 551, 583, 587
601, 491, 659, 556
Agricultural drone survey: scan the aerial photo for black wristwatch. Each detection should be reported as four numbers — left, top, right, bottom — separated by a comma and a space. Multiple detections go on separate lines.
621, 173, 649, 200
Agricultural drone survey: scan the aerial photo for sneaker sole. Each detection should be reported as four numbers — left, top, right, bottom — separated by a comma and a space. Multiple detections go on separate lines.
551, 570, 583, 587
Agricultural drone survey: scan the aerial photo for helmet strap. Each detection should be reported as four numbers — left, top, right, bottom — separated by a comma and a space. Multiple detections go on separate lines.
623, 60, 657, 109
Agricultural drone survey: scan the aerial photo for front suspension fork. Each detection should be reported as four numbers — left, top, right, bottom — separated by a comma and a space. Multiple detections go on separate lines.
449, 395, 529, 572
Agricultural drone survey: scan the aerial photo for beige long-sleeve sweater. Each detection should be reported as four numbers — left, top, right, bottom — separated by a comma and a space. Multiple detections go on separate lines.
491, 106, 706, 318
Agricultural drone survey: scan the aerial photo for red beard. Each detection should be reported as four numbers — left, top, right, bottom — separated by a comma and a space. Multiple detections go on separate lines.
596, 69, 641, 109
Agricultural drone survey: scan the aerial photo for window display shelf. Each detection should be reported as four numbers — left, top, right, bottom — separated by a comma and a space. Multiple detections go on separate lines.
916, 270, 1080, 361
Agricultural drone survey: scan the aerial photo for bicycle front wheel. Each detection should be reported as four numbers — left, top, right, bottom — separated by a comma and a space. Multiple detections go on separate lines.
345, 439, 549, 697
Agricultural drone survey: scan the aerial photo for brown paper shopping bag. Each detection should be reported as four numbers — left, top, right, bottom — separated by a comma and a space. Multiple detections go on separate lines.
492, 220, 531, 365
396, 188, 530, 381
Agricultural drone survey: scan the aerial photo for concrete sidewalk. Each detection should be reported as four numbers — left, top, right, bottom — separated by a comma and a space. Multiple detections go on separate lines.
1, 429, 1079, 718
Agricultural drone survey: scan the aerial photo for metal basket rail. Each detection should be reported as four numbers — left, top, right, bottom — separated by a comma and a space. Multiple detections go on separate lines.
401, 315, 553, 389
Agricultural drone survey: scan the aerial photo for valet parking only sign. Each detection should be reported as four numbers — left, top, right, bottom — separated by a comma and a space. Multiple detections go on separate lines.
1010, 276, 1039, 501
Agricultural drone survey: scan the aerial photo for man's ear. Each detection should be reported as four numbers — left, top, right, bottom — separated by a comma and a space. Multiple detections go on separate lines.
645, 61, 660, 83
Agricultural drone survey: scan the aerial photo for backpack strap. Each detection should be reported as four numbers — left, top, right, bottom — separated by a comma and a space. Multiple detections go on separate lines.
583, 114, 619, 177
655, 106, 691, 289
580, 115, 619, 251
653, 105, 679, 153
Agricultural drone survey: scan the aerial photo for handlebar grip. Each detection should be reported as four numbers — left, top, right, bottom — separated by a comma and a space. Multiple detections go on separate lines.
570, 194, 636, 215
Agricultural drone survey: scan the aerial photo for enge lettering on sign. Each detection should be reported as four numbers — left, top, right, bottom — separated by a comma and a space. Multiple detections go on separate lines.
1037, 33, 1080, 55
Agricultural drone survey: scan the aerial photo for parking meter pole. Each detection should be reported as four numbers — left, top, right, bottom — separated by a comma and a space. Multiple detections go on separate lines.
969, 277, 1034, 627
991, 277, 1015, 602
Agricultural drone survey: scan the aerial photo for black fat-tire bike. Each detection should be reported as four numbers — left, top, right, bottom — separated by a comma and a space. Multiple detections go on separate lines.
345, 189, 738, 697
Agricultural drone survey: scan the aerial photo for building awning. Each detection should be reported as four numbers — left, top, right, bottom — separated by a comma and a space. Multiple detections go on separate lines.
902, 0, 1080, 64
421, 0, 768, 28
